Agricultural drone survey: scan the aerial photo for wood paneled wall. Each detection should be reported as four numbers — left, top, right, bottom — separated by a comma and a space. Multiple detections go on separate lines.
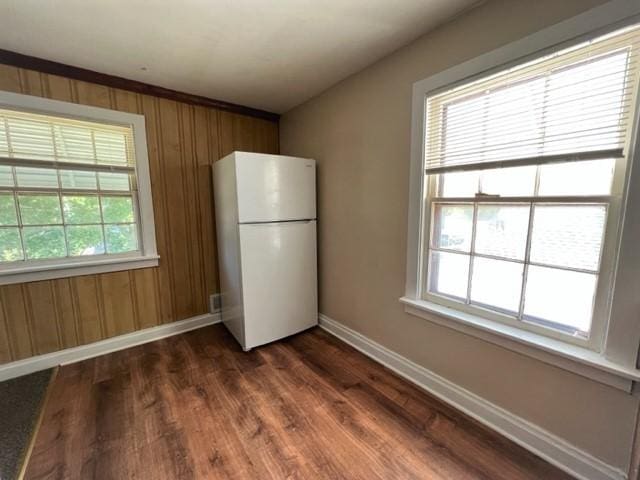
0, 64, 279, 365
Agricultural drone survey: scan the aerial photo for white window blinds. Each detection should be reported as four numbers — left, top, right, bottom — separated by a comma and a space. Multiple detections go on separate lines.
424, 24, 640, 174
0, 109, 136, 172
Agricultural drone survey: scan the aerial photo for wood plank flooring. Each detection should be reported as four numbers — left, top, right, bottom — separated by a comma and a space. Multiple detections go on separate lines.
25, 324, 573, 479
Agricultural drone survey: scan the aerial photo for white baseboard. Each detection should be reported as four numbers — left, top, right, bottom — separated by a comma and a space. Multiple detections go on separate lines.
318, 313, 626, 480
0, 312, 221, 382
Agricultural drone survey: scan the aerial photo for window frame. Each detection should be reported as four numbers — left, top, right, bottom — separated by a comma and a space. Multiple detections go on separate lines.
422, 177, 620, 351
0, 91, 159, 284
402, 0, 640, 391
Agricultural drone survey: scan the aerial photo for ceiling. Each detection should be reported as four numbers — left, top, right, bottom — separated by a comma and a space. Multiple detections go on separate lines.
0, 0, 477, 114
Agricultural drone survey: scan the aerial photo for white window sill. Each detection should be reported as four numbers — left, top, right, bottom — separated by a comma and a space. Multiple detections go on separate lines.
0, 255, 160, 285
400, 296, 640, 392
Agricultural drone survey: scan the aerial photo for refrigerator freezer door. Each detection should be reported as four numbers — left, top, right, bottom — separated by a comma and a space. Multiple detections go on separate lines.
235, 153, 316, 223
239, 220, 318, 349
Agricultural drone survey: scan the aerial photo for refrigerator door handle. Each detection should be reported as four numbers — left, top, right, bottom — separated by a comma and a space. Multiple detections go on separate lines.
239, 219, 315, 225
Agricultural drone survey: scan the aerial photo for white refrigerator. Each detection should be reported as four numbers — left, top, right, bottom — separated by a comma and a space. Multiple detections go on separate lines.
212, 152, 318, 351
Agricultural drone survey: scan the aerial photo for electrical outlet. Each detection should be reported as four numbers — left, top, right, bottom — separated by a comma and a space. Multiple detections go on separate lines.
209, 293, 221, 313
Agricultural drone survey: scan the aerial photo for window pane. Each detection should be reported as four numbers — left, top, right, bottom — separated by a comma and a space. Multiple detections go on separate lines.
54, 124, 95, 163
23, 226, 66, 259
105, 224, 138, 253
18, 194, 62, 225
483, 78, 545, 161
530, 205, 605, 271
66, 225, 105, 256
94, 131, 128, 165
99, 172, 130, 191
443, 95, 486, 164
0, 166, 13, 187
0, 121, 7, 155
524, 265, 596, 335
0, 227, 23, 261
441, 77, 545, 165
475, 205, 529, 260
101, 196, 134, 223
7, 117, 55, 160
538, 159, 615, 196
470, 257, 523, 313
480, 166, 536, 197
428, 250, 469, 299
60, 170, 97, 190
62, 196, 101, 224
544, 52, 627, 155
15, 167, 59, 188
0, 194, 18, 226
437, 171, 479, 197
431, 204, 473, 252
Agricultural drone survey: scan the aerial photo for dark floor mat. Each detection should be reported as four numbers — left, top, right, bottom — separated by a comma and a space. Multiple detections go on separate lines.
0, 369, 54, 480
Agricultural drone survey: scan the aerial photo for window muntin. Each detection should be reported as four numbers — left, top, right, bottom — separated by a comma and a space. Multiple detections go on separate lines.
0, 108, 142, 265
422, 24, 640, 344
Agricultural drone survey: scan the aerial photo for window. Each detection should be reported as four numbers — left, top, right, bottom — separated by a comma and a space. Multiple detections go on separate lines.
417, 23, 640, 349
0, 92, 158, 284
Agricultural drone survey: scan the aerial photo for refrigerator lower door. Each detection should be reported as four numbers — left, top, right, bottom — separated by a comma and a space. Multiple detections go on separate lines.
239, 220, 318, 350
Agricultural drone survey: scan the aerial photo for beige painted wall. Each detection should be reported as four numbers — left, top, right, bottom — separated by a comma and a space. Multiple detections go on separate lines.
280, 0, 639, 472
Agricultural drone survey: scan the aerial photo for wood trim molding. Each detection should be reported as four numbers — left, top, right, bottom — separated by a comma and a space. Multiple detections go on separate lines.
0, 312, 221, 382
0, 49, 279, 122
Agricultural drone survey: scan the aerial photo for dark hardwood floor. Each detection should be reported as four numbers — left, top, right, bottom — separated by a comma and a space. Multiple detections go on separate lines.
25, 324, 573, 479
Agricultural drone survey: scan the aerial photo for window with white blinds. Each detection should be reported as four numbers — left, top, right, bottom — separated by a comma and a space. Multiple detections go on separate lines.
425, 25, 639, 174
421, 23, 640, 346
0, 92, 157, 284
